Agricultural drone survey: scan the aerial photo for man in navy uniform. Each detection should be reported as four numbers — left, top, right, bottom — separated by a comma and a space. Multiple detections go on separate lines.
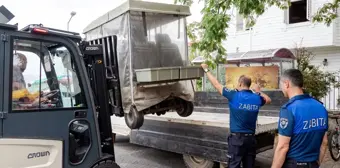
272, 69, 328, 168
201, 64, 272, 168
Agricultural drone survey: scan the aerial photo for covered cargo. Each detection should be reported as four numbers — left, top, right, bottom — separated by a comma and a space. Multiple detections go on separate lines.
83, 0, 203, 129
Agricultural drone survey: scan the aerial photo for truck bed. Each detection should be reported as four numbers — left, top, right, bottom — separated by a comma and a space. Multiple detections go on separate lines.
111, 111, 279, 136
111, 110, 279, 163
144, 112, 279, 134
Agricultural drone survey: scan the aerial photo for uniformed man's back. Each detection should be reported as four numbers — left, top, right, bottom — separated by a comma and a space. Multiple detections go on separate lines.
272, 69, 329, 168
227, 89, 265, 134
282, 95, 328, 162
200, 65, 272, 168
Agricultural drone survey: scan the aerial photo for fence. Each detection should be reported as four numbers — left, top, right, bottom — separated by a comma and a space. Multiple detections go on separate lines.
321, 76, 340, 110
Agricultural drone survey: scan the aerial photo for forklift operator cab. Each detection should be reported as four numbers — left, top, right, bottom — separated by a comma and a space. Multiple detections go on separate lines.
0, 24, 120, 168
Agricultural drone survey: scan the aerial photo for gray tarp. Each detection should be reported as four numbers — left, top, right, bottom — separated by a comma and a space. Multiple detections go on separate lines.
84, 12, 194, 113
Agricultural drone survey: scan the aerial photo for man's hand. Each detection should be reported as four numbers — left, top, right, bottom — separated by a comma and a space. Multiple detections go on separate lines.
32, 96, 48, 106
201, 63, 208, 69
251, 83, 261, 93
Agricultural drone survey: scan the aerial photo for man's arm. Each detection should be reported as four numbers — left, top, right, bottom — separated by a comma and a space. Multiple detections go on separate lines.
259, 92, 271, 104
272, 108, 294, 168
272, 135, 291, 168
201, 64, 237, 100
205, 70, 223, 94
201, 64, 223, 94
251, 84, 271, 105
318, 132, 328, 164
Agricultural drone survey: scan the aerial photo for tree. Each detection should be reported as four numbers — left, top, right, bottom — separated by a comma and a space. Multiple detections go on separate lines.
174, 0, 340, 67
294, 42, 340, 100
175, 0, 340, 100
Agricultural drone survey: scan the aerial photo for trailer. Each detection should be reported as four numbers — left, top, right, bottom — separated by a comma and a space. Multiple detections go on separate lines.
112, 89, 288, 168
110, 47, 296, 167
111, 91, 286, 168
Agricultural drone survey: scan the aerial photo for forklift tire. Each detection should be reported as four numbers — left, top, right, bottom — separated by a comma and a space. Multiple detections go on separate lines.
124, 106, 144, 129
176, 100, 194, 117
92, 160, 120, 168
183, 154, 214, 168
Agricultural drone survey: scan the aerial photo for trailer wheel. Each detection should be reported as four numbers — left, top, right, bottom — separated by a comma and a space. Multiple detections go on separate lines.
176, 100, 194, 117
124, 106, 144, 129
183, 155, 214, 168
92, 160, 120, 168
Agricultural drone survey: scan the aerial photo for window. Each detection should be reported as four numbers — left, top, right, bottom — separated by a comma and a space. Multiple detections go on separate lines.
12, 39, 86, 111
286, 0, 311, 24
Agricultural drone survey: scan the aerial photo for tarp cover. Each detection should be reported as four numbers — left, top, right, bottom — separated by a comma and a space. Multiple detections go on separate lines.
84, 11, 194, 113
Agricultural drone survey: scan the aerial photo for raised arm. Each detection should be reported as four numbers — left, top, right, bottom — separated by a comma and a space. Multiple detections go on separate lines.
201, 64, 223, 94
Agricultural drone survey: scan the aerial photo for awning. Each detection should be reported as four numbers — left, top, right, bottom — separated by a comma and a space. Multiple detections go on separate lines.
191, 48, 295, 64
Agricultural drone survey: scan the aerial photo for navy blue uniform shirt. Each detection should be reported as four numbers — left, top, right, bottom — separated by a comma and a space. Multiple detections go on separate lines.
278, 94, 328, 162
222, 87, 266, 134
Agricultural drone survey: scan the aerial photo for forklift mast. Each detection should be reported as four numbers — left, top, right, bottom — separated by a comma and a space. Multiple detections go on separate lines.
80, 39, 124, 155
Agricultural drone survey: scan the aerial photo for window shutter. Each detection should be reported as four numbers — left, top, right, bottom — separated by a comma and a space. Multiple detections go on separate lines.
306, 0, 312, 20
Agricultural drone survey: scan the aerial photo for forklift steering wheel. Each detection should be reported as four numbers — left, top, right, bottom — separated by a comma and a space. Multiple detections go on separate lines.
42, 90, 60, 98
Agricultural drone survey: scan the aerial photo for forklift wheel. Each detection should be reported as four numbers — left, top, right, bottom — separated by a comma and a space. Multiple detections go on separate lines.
124, 106, 144, 129
176, 99, 194, 117
92, 160, 120, 168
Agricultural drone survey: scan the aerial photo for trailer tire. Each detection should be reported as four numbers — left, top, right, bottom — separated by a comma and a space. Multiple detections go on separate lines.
183, 155, 214, 168
92, 160, 120, 168
125, 106, 144, 129
176, 100, 194, 117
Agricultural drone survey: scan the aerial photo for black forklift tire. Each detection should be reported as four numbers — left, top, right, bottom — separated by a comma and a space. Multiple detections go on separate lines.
92, 160, 120, 168
124, 106, 144, 129
176, 100, 194, 117
183, 154, 214, 168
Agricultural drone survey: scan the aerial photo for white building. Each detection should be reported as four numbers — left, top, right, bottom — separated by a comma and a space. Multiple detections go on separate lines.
222, 0, 340, 109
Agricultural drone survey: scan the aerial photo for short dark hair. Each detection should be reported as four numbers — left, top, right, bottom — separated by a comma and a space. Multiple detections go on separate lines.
282, 69, 304, 87
238, 75, 252, 87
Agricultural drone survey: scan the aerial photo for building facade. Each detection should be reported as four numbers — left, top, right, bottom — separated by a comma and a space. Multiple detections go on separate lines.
220, 0, 340, 109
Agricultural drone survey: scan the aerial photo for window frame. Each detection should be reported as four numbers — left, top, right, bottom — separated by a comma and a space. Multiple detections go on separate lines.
9, 35, 88, 113
284, 0, 312, 25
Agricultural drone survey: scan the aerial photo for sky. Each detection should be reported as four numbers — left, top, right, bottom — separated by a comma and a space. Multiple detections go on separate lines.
4, 0, 203, 35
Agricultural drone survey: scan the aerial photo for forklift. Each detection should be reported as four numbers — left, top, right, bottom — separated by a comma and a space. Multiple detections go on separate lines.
0, 22, 121, 167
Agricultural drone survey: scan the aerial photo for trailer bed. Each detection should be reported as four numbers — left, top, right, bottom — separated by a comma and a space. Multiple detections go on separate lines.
144, 112, 279, 133
111, 110, 279, 163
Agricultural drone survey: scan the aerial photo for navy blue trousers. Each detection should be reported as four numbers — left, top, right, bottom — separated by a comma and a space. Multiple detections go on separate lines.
227, 133, 257, 168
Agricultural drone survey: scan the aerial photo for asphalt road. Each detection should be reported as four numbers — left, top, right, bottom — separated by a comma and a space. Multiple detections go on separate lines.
114, 135, 273, 168
114, 135, 340, 168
